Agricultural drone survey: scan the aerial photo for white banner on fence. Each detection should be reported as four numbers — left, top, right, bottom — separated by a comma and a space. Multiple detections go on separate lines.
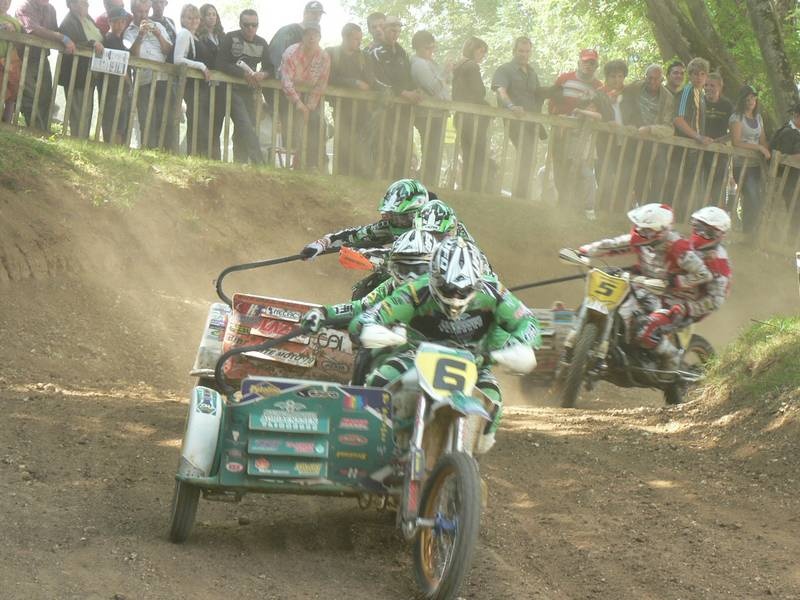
91, 49, 130, 76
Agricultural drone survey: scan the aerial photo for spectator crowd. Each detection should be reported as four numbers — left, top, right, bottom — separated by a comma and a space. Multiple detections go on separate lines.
0, 0, 798, 234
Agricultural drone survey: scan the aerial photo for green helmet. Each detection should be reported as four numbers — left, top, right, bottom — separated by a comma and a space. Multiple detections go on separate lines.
378, 179, 429, 234
414, 200, 458, 236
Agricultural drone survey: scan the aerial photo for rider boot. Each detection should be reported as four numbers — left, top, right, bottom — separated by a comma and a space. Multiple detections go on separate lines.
653, 338, 681, 371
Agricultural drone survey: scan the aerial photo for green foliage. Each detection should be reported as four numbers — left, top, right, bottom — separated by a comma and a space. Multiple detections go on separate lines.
706, 316, 800, 397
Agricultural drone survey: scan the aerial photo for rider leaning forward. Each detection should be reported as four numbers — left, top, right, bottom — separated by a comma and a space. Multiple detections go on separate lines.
576, 203, 720, 370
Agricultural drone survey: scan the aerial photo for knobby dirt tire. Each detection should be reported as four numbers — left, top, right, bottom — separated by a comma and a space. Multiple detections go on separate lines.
663, 334, 715, 405
413, 452, 482, 600
168, 479, 200, 543
559, 322, 599, 409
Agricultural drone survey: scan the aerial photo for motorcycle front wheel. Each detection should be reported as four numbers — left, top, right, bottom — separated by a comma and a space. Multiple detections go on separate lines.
412, 452, 481, 600
559, 322, 600, 408
168, 479, 200, 543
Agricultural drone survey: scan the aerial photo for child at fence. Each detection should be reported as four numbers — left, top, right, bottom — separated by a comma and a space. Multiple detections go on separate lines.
0, 0, 22, 122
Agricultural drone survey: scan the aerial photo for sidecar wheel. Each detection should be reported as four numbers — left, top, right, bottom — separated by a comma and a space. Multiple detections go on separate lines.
413, 452, 481, 600
168, 479, 200, 543
559, 322, 599, 409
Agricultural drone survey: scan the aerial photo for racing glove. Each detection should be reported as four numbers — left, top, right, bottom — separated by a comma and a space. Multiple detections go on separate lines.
300, 237, 330, 260
301, 308, 325, 333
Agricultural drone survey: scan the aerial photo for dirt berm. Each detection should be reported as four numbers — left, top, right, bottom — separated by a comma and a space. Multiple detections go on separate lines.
1, 128, 799, 600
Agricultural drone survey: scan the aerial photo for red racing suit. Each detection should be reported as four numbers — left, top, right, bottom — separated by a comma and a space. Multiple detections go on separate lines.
578, 230, 712, 350
666, 242, 731, 322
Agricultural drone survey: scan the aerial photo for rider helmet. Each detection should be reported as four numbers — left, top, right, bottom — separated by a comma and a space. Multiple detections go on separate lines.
414, 199, 458, 239
387, 230, 437, 284
690, 206, 731, 250
627, 203, 674, 245
378, 179, 429, 235
429, 237, 486, 319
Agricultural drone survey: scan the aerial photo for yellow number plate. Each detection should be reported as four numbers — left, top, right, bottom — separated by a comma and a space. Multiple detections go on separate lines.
415, 345, 477, 401
586, 270, 629, 308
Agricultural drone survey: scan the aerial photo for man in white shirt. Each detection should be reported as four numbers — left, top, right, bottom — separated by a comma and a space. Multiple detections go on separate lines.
124, 0, 173, 148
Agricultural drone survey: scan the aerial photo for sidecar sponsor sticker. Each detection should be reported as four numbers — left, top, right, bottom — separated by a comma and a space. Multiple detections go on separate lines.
261, 306, 302, 322
342, 393, 364, 411
338, 434, 368, 447
339, 467, 367, 479
248, 456, 327, 478
250, 410, 330, 434
251, 318, 311, 344
247, 382, 283, 398
248, 437, 329, 458
339, 417, 369, 431
244, 348, 315, 368
335, 450, 367, 461
225, 462, 244, 473
194, 388, 218, 415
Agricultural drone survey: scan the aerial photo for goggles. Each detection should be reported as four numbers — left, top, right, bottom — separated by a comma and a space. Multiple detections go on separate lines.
635, 226, 660, 240
390, 260, 429, 279
386, 212, 415, 228
691, 220, 718, 240
436, 282, 474, 300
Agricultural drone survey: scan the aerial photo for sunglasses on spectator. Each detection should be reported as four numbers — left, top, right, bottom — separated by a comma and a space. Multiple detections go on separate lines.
241, 21, 258, 28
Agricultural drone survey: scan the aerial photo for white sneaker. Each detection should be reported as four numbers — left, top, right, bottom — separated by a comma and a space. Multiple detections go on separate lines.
585, 209, 596, 221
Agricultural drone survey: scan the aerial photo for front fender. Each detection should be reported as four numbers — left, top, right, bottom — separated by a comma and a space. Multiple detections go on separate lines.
433, 391, 491, 421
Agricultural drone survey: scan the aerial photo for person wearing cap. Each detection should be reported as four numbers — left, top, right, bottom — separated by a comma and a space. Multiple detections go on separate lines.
279, 20, 330, 169
95, 0, 130, 36
58, 0, 105, 138
548, 48, 603, 208
101, 6, 133, 144
366, 15, 423, 179
215, 8, 271, 164
729, 85, 770, 236
489, 36, 545, 198
363, 12, 385, 55
16, 0, 73, 131
269, 1, 324, 78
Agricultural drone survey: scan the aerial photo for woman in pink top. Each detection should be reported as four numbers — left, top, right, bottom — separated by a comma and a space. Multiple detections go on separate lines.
279, 21, 330, 169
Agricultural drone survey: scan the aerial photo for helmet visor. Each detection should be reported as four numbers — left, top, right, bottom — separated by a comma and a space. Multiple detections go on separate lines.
691, 219, 718, 240
436, 282, 474, 300
386, 212, 415, 229
635, 226, 660, 240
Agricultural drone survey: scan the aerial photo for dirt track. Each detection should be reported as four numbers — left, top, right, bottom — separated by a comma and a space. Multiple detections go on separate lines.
1, 154, 799, 599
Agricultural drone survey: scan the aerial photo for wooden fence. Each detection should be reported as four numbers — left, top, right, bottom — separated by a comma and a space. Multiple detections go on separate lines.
1, 31, 798, 250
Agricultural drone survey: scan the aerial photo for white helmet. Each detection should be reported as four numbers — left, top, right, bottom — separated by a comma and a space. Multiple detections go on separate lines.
429, 237, 486, 319
691, 206, 731, 249
388, 229, 437, 284
627, 203, 674, 244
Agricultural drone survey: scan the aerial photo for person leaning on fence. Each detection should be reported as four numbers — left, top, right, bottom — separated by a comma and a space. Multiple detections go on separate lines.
0, 0, 22, 123
490, 36, 545, 199
124, 0, 173, 149
100, 6, 132, 144
452, 35, 491, 193
702, 72, 733, 205
279, 21, 330, 170
671, 57, 711, 218
195, 3, 224, 159
729, 85, 770, 238
410, 29, 450, 186
366, 15, 422, 180
95, 0, 130, 36
548, 48, 603, 206
325, 22, 373, 176
58, 0, 104, 138
770, 102, 800, 230
619, 64, 674, 203
595, 58, 629, 209
174, 3, 212, 157
269, 0, 324, 79
16, 0, 71, 131
215, 8, 270, 164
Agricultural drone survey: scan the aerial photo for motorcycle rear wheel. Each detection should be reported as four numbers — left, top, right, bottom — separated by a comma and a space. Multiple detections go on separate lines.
663, 334, 715, 405
168, 479, 200, 543
559, 322, 599, 408
413, 452, 482, 600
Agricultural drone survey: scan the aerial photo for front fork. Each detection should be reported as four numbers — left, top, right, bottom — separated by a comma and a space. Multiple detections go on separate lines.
400, 394, 467, 540
560, 305, 614, 376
